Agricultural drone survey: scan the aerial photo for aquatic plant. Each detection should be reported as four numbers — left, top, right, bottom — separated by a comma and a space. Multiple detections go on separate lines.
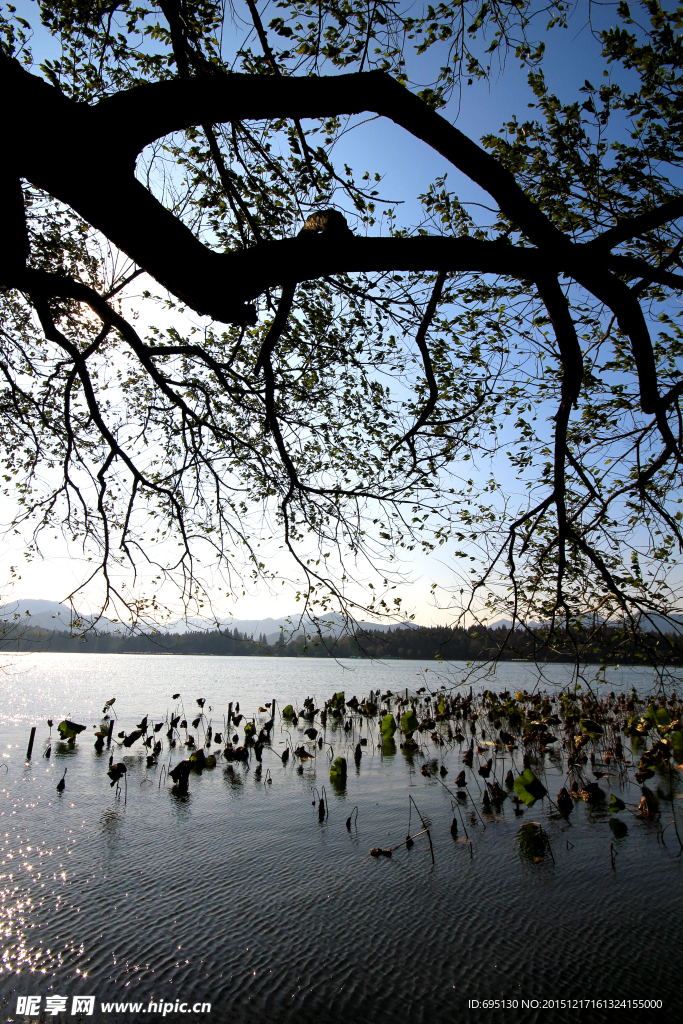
513, 769, 547, 808
58, 720, 86, 741
517, 822, 554, 864
401, 710, 419, 736
30, 679, 682, 882
381, 714, 396, 739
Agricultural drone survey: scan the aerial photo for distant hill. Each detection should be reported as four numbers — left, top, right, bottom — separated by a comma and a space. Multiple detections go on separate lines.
164, 611, 419, 643
2, 617, 682, 664
637, 612, 683, 635
5, 600, 681, 641
0, 599, 119, 633
0, 601, 418, 641
479, 614, 683, 636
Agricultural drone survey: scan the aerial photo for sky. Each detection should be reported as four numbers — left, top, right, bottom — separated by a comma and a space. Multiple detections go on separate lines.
1, 1, 653, 626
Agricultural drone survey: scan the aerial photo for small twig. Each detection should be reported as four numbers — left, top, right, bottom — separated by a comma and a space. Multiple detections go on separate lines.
408, 794, 435, 863
390, 827, 430, 851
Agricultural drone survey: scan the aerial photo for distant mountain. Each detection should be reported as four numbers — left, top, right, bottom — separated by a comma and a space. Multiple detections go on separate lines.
7, 600, 681, 640
637, 612, 683, 635
164, 611, 419, 644
0, 599, 119, 634
0, 601, 418, 641
164, 614, 298, 642
477, 614, 683, 636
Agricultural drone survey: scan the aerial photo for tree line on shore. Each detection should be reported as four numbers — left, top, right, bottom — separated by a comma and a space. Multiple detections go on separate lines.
2, 621, 682, 665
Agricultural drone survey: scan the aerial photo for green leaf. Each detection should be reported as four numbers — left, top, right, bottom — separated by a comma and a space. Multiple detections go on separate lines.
654, 707, 671, 734
281, 704, 295, 719
513, 768, 547, 807
670, 730, 683, 758
57, 719, 86, 741
416, 86, 446, 109
608, 794, 625, 812
401, 709, 419, 734
330, 756, 347, 779
189, 749, 206, 768
644, 703, 658, 725
609, 818, 628, 838
381, 713, 397, 737
506, 707, 522, 728
623, 716, 640, 737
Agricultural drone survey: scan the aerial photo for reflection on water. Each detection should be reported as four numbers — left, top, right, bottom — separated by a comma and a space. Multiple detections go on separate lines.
99, 807, 123, 838
0, 654, 680, 1023
0, 889, 36, 975
381, 737, 397, 760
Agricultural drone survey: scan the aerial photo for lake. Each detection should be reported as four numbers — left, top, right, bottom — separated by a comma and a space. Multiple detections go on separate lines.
0, 654, 680, 1024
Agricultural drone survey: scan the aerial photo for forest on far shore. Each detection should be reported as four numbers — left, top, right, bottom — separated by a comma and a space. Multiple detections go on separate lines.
2, 621, 682, 665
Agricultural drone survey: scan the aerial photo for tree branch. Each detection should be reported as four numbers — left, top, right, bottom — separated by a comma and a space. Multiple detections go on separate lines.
608, 254, 683, 290
589, 196, 683, 251
389, 270, 446, 455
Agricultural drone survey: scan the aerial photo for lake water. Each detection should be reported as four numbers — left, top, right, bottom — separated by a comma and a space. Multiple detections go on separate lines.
0, 654, 680, 1024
